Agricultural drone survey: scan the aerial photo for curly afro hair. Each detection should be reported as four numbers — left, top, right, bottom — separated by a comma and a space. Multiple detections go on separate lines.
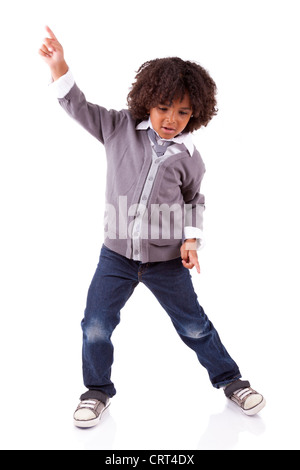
127, 57, 218, 133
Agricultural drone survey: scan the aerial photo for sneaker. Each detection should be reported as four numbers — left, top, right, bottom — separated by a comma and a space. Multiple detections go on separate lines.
224, 379, 266, 416
73, 391, 110, 428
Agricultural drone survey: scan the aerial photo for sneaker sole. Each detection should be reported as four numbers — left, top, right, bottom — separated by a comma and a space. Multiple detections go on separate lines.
73, 401, 111, 428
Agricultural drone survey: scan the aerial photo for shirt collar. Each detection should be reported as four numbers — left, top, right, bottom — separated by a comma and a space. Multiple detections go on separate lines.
136, 117, 194, 156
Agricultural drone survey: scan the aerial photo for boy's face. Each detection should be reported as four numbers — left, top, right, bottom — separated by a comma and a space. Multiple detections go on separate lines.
149, 93, 193, 140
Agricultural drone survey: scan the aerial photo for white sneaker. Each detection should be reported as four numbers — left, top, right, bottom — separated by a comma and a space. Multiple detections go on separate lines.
73, 398, 110, 428
224, 379, 266, 416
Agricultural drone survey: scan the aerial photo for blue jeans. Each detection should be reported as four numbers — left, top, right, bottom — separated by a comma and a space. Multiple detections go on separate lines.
81, 245, 241, 397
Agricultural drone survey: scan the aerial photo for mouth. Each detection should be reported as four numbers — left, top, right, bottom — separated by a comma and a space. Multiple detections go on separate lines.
162, 126, 176, 135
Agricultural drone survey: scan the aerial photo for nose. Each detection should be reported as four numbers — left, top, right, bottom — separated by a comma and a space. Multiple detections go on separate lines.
166, 109, 176, 124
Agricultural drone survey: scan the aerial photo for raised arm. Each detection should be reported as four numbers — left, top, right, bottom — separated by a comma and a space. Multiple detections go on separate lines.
39, 26, 69, 81
39, 27, 127, 144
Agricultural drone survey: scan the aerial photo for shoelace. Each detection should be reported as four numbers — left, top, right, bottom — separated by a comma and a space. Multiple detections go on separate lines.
233, 387, 253, 401
78, 399, 98, 409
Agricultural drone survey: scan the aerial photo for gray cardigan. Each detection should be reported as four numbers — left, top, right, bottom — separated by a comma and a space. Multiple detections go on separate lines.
58, 83, 206, 263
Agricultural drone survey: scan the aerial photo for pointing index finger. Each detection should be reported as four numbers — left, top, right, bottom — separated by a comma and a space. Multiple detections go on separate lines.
45, 25, 57, 40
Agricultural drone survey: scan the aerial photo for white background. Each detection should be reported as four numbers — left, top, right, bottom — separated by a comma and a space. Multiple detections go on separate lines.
0, 0, 299, 450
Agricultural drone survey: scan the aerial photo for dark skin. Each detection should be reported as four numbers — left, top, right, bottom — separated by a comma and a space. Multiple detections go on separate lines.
39, 26, 201, 274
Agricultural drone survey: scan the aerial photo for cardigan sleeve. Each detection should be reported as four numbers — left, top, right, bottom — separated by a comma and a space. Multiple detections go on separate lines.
182, 185, 205, 248
181, 154, 206, 248
55, 74, 125, 145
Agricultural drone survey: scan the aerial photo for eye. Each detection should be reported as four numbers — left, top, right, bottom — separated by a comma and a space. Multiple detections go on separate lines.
158, 106, 168, 112
179, 111, 189, 116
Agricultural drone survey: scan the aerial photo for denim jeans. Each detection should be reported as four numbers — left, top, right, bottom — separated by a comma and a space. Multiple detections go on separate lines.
81, 245, 241, 397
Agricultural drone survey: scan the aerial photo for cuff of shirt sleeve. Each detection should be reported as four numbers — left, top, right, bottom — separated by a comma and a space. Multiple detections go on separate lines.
49, 69, 75, 99
184, 226, 204, 250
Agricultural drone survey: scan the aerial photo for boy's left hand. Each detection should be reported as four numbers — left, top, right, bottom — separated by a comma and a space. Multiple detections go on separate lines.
181, 239, 200, 274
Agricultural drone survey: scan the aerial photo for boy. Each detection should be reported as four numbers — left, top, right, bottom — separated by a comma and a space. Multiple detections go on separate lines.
39, 26, 265, 428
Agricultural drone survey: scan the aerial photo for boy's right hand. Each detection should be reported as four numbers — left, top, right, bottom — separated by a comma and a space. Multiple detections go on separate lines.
39, 26, 69, 81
